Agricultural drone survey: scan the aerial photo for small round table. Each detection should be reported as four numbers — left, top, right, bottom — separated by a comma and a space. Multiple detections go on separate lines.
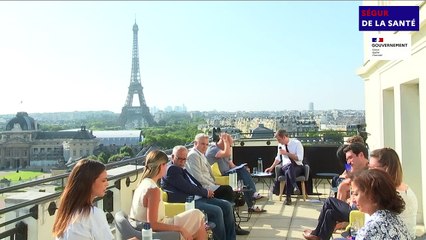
314, 172, 340, 200
251, 172, 273, 192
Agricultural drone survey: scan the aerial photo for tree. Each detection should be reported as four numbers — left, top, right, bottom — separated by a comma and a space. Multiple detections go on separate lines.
119, 146, 134, 157
140, 122, 202, 150
108, 154, 127, 163
97, 152, 109, 164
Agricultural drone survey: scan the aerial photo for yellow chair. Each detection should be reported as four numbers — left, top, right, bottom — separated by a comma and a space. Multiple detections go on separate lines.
161, 189, 185, 217
211, 162, 229, 185
344, 210, 365, 232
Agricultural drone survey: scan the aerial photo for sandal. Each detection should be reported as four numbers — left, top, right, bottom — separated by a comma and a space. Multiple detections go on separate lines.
248, 206, 267, 213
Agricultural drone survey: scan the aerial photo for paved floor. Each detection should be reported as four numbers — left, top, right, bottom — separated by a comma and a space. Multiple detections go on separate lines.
236, 181, 426, 240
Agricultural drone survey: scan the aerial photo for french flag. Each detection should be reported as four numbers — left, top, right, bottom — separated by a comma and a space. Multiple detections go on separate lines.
372, 38, 384, 42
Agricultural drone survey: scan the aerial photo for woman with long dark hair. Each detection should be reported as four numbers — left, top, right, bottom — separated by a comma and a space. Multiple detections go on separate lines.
53, 159, 112, 240
368, 147, 417, 238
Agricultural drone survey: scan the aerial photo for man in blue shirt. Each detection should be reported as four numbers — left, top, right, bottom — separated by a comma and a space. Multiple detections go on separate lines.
206, 133, 266, 213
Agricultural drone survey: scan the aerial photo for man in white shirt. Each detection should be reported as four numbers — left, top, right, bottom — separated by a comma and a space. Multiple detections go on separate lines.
265, 129, 304, 205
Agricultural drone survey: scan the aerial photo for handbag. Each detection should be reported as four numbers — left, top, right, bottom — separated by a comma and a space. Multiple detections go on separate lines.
234, 191, 245, 207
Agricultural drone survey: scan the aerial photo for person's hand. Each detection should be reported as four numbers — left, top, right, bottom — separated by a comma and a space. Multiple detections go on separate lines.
180, 228, 193, 240
207, 190, 214, 198
265, 167, 272, 173
227, 134, 234, 145
337, 178, 351, 201
279, 148, 288, 155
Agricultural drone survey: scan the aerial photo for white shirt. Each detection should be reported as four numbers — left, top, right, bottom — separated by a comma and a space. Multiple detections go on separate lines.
275, 138, 304, 166
398, 187, 418, 239
56, 206, 113, 240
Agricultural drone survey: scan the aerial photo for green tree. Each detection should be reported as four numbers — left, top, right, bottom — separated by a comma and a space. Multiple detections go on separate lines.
86, 155, 98, 161
97, 152, 109, 164
119, 146, 134, 157
140, 121, 204, 150
108, 153, 127, 163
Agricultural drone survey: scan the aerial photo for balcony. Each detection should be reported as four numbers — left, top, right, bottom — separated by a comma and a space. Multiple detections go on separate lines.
1, 144, 425, 240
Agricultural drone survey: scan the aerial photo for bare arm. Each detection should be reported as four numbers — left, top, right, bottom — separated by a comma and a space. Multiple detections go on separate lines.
265, 159, 281, 173
336, 178, 351, 201
146, 188, 192, 239
215, 134, 232, 158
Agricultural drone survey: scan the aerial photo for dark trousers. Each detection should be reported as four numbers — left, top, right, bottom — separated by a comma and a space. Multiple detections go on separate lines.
281, 164, 304, 197
214, 185, 235, 203
312, 197, 352, 240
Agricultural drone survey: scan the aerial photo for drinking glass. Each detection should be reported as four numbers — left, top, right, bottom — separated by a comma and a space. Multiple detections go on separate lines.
253, 167, 258, 174
203, 210, 209, 229
350, 218, 363, 239
237, 180, 244, 191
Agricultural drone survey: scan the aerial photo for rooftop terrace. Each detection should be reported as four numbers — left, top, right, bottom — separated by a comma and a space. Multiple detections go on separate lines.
1, 153, 425, 240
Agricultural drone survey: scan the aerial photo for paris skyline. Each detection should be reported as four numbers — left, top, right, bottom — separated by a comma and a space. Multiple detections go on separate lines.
0, 1, 364, 115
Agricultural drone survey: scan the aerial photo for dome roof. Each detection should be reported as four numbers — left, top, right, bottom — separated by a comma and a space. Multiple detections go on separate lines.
251, 124, 273, 139
5, 112, 39, 131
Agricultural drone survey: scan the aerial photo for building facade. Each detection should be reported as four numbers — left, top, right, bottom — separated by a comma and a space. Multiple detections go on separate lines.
0, 112, 98, 170
358, 0, 426, 229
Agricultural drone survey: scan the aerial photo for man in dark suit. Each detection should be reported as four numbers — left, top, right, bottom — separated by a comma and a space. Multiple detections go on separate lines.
161, 146, 249, 239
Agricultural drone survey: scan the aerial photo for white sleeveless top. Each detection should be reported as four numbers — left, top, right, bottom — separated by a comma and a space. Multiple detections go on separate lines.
398, 187, 418, 239
129, 178, 165, 222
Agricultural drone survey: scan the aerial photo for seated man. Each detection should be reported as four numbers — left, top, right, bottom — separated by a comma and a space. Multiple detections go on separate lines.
332, 135, 365, 197
265, 129, 304, 205
303, 142, 369, 240
162, 146, 241, 239
205, 132, 266, 213
186, 133, 249, 235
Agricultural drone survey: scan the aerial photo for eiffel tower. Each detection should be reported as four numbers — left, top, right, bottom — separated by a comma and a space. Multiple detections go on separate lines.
120, 22, 155, 129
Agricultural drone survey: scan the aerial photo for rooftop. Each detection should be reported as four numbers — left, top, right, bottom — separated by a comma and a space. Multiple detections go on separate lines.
236, 181, 426, 240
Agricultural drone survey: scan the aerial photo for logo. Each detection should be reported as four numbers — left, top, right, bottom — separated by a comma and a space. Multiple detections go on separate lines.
368, 33, 410, 60
359, 6, 419, 31
372, 38, 384, 42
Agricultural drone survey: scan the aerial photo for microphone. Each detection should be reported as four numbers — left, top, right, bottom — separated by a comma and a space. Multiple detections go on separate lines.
279, 146, 283, 163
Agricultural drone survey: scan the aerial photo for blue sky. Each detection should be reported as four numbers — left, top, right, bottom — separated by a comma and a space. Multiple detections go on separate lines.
0, 1, 364, 114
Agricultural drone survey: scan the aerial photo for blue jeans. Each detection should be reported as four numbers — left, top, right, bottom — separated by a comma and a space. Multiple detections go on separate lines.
195, 198, 236, 240
236, 167, 256, 208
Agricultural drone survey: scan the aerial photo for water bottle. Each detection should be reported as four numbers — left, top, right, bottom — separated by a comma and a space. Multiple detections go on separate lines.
185, 196, 195, 211
268, 186, 273, 200
228, 171, 237, 190
350, 219, 362, 240
141, 222, 153, 240
232, 171, 237, 190
228, 171, 234, 189
257, 158, 263, 173
234, 171, 238, 190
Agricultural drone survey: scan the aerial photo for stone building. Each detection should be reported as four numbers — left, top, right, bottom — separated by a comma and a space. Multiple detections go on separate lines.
0, 112, 98, 170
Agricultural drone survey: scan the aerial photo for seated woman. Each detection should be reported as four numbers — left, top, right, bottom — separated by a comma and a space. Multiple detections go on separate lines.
53, 159, 113, 240
129, 150, 207, 240
351, 168, 411, 239
369, 147, 418, 238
